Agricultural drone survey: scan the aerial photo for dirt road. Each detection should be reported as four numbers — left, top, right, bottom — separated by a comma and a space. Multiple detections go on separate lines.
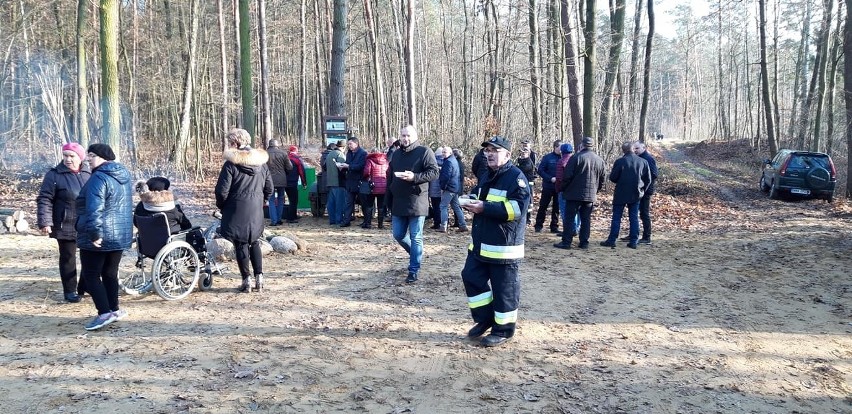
0, 141, 849, 413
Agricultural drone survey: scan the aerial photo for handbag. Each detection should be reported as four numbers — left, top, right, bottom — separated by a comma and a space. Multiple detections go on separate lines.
359, 179, 374, 195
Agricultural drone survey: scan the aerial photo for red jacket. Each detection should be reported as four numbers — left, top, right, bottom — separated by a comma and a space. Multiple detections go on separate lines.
555, 153, 572, 191
363, 152, 389, 195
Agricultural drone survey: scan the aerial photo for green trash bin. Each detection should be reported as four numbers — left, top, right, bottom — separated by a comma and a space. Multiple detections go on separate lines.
297, 167, 316, 210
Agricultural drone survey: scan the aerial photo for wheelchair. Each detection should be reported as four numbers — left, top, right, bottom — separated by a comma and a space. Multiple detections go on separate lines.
118, 212, 224, 300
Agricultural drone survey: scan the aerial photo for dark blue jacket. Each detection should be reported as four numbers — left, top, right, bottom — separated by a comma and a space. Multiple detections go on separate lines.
439, 155, 461, 193
37, 162, 91, 240
609, 153, 651, 205
75, 162, 134, 251
344, 147, 367, 192
536, 152, 561, 191
639, 150, 658, 195
469, 160, 530, 264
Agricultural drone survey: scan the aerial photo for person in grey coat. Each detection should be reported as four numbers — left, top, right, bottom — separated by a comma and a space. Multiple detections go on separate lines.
601, 141, 651, 249
215, 128, 274, 293
554, 137, 606, 249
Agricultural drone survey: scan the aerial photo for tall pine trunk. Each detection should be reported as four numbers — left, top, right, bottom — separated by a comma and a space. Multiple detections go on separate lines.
582, 0, 597, 138
598, 0, 626, 142
99, 0, 121, 152
758, 0, 778, 156
561, 0, 583, 145
173, 0, 200, 173
329, 0, 348, 116
637, 0, 654, 143
76, 0, 89, 146
238, 0, 255, 140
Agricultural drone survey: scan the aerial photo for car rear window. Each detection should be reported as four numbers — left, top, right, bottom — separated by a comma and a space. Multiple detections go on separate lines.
788, 155, 830, 169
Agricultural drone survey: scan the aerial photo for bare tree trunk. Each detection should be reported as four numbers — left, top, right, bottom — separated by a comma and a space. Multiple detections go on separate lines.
298, 0, 308, 146
637, 0, 654, 143
172, 0, 200, 173
844, 0, 852, 198
76, 0, 89, 146
627, 0, 644, 132
528, 0, 542, 143
329, 0, 347, 116
462, 0, 472, 141
561, 0, 583, 145
797, 1, 829, 149
257, 0, 272, 145
364, 0, 388, 141
313, 0, 327, 125
582, 0, 597, 137
403, 0, 416, 125
217, 0, 229, 150
99, 0, 121, 152
715, 0, 729, 141
788, 1, 812, 142
238, 0, 255, 140
812, 0, 834, 152
825, 1, 843, 155
598, 0, 626, 142
758, 0, 778, 156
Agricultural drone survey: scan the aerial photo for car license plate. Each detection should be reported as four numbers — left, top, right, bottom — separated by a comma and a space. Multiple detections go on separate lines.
791, 188, 811, 195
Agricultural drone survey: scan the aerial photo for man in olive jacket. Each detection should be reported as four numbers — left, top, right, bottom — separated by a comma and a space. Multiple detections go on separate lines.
386, 125, 439, 283
601, 141, 651, 249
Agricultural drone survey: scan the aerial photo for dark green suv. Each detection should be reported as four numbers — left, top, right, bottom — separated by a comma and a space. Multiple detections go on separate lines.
760, 149, 836, 202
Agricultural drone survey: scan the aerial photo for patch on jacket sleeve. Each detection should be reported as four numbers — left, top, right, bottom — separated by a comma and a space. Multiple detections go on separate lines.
517, 178, 527, 188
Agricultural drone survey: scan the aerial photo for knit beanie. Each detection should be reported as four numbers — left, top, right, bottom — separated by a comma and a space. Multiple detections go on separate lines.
62, 142, 86, 160
87, 143, 116, 161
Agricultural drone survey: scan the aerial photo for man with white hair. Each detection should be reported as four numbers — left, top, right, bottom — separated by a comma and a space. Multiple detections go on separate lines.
386, 125, 440, 283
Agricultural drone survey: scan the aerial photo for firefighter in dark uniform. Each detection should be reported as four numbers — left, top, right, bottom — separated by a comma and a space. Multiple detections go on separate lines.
460, 136, 531, 347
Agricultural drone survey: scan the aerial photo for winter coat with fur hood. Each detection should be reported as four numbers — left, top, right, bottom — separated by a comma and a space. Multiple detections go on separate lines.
37, 162, 91, 240
215, 146, 273, 244
133, 184, 193, 234
75, 161, 134, 251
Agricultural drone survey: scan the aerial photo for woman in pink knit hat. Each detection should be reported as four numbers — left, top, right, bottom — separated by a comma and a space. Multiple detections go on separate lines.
36, 142, 92, 303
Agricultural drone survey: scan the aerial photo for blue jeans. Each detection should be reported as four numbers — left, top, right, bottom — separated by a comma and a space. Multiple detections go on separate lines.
558, 193, 580, 234
391, 215, 425, 274
605, 202, 640, 244
268, 186, 286, 224
326, 187, 346, 224
439, 191, 467, 228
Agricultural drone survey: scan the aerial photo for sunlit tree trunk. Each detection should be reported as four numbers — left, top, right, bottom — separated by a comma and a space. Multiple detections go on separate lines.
598, 0, 625, 142
561, 0, 583, 145
298, 0, 308, 146
812, 0, 834, 152
528, 0, 542, 143
758, 0, 778, 156
238, 0, 255, 140
329, 0, 347, 116
637, 0, 654, 143
172, 0, 200, 173
365, 0, 388, 142
99, 0, 121, 152
257, 0, 272, 145
844, 0, 852, 197
582, 0, 597, 137
75, 0, 89, 146
217, 0, 229, 150
403, 0, 416, 125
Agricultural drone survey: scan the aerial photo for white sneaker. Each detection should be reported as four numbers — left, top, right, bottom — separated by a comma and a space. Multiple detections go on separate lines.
112, 309, 128, 321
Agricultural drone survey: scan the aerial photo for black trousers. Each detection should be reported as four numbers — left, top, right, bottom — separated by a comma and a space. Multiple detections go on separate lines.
343, 190, 358, 224
57, 239, 86, 295
562, 200, 594, 245
461, 253, 520, 338
284, 186, 300, 221
80, 249, 122, 315
361, 193, 386, 225
234, 240, 263, 279
639, 193, 652, 240
429, 196, 442, 227
534, 186, 559, 230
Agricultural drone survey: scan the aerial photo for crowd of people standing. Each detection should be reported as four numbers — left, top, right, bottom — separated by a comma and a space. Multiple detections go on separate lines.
35, 127, 657, 347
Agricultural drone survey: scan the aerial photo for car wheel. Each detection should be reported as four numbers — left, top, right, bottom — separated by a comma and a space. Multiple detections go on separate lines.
805, 167, 831, 190
759, 174, 770, 193
769, 181, 780, 200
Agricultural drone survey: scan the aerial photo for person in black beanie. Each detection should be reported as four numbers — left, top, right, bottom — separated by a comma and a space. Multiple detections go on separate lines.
76, 143, 134, 330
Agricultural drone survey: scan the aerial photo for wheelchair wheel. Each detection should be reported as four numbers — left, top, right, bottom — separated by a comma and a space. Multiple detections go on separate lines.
152, 241, 200, 301
118, 254, 153, 295
199, 272, 214, 291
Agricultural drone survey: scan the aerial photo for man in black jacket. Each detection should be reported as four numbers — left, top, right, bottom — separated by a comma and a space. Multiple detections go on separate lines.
633, 141, 658, 244
533, 140, 562, 233
554, 136, 606, 249
387, 125, 440, 283
601, 141, 651, 249
339, 137, 367, 227
265, 139, 293, 226
515, 140, 537, 225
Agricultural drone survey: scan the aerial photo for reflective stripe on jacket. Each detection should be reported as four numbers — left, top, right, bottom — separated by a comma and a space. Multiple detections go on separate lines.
468, 161, 530, 264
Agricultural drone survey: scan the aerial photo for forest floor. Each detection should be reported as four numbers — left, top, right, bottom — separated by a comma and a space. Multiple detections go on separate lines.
0, 139, 850, 413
